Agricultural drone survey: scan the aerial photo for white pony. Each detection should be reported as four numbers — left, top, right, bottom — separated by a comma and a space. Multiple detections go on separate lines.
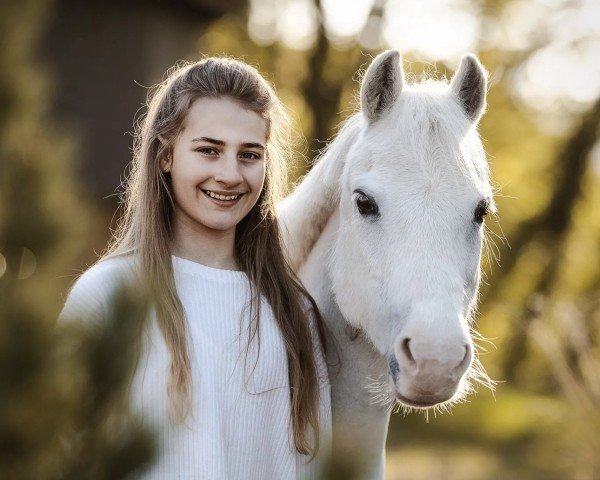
279, 50, 495, 478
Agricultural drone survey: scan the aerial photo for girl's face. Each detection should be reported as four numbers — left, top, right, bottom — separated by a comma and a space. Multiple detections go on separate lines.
162, 96, 267, 237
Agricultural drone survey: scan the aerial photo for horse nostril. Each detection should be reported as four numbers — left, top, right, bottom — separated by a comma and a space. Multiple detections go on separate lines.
401, 337, 415, 364
388, 355, 400, 381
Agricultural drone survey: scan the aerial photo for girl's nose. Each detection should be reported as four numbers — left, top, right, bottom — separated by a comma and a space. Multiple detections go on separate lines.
213, 155, 243, 185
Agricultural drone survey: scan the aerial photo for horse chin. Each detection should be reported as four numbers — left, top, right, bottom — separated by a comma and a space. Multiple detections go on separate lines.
387, 370, 462, 410
393, 390, 451, 409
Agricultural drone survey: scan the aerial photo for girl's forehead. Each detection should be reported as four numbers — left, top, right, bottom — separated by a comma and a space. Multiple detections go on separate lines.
181, 96, 267, 144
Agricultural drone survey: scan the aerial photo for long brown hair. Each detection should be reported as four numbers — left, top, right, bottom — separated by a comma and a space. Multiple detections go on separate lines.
102, 57, 327, 456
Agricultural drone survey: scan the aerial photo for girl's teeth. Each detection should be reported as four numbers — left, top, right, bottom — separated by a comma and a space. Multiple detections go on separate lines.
206, 190, 239, 201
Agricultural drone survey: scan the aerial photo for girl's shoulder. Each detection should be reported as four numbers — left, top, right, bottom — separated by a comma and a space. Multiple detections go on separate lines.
59, 254, 141, 326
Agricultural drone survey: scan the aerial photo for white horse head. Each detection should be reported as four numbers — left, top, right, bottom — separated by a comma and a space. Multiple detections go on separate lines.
327, 50, 495, 408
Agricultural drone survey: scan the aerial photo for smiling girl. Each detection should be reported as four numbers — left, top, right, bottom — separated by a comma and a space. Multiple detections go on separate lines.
60, 58, 331, 479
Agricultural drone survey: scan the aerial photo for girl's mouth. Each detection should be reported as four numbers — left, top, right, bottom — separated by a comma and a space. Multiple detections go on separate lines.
201, 189, 245, 206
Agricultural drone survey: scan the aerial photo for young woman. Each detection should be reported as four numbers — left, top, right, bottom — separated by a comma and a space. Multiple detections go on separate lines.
60, 57, 331, 479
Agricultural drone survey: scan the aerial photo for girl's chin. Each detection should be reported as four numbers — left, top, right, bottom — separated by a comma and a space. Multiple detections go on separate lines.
193, 218, 239, 232
192, 212, 248, 233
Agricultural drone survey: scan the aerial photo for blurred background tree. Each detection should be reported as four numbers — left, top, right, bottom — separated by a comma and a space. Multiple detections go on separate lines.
0, 0, 157, 478
1, 0, 599, 478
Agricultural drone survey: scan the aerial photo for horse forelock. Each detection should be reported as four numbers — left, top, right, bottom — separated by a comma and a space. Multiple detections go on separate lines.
358, 79, 492, 198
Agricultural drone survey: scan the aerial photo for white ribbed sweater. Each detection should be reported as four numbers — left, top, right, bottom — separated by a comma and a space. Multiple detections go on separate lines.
60, 255, 331, 479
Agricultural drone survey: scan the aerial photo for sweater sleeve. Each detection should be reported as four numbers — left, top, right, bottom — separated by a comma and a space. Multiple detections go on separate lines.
59, 256, 137, 327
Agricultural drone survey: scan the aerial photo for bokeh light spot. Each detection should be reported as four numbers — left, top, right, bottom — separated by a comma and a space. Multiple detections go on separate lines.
0, 252, 6, 279
18, 248, 37, 280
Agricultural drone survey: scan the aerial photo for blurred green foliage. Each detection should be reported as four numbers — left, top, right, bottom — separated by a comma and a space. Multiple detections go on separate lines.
0, 0, 155, 478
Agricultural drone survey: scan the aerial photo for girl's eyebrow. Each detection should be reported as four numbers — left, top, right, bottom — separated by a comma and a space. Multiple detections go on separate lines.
191, 136, 225, 146
242, 142, 265, 150
191, 136, 264, 150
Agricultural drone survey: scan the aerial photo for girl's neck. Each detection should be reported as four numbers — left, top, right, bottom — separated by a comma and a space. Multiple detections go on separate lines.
171, 216, 239, 271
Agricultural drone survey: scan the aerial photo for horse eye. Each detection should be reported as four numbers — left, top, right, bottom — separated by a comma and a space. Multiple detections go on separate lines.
355, 190, 379, 216
474, 199, 489, 224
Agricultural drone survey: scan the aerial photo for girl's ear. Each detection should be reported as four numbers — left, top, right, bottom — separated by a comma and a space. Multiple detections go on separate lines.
160, 155, 172, 173
157, 135, 172, 172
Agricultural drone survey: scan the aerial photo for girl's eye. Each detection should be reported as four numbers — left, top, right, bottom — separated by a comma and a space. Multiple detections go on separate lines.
196, 147, 219, 156
240, 151, 261, 161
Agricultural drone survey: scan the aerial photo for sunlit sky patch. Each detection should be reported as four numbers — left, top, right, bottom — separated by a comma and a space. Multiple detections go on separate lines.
248, 0, 600, 109
322, 0, 373, 38
383, 0, 479, 63
248, 0, 279, 45
278, 0, 318, 50
248, 0, 318, 49
508, 0, 600, 111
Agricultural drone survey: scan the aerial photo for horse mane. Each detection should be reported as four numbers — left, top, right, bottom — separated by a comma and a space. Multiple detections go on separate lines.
278, 113, 363, 271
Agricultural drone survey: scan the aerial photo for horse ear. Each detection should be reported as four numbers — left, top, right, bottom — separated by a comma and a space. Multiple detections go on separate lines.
360, 50, 403, 123
450, 54, 488, 123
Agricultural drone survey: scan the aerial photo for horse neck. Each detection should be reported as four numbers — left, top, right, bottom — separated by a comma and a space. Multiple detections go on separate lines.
298, 210, 391, 477
278, 114, 362, 271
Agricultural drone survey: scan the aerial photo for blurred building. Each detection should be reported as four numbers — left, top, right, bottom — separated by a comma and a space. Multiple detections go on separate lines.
42, 0, 246, 204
